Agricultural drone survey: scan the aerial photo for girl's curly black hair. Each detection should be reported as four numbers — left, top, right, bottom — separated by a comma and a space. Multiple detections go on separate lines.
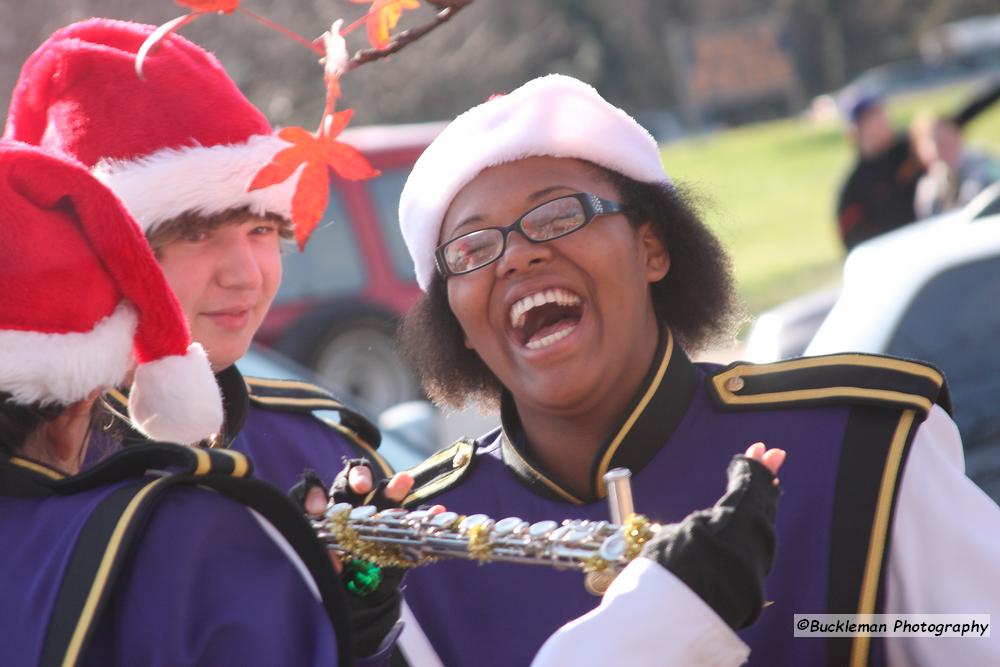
399, 166, 740, 409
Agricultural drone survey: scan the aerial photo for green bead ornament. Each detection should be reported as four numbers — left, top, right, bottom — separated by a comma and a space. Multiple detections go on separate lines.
344, 558, 382, 597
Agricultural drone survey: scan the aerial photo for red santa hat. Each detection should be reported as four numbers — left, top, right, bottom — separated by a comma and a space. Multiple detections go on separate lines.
4, 18, 295, 234
0, 141, 223, 444
399, 74, 671, 291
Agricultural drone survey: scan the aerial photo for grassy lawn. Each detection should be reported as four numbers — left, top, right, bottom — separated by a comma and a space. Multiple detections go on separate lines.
661, 82, 1000, 321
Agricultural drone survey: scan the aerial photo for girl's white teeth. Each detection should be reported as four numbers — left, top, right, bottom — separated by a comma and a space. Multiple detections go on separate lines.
525, 323, 576, 350
509, 288, 582, 329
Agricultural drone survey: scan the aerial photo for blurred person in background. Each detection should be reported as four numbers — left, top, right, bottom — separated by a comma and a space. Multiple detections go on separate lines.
4, 19, 392, 492
836, 80, 1000, 250
395, 74, 1000, 667
910, 110, 1000, 219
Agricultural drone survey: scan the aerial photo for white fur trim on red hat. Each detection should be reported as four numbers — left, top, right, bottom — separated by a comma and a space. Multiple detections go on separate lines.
399, 74, 671, 291
0, 304, 136, 406
129, 342, 223, 444
93, 133, 298, 234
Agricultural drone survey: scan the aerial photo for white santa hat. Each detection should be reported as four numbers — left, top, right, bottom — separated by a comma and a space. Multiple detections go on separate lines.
3, 18, 296, 235
0, 141, 223, 445
399, 74, 672, 291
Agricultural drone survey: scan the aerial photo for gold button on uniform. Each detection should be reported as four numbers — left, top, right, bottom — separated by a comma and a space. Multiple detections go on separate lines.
725, 376, 745, 392
453, 450, 470, 468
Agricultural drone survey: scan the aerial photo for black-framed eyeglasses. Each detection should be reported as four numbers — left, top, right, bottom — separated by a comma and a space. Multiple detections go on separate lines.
435, 192, 629, 277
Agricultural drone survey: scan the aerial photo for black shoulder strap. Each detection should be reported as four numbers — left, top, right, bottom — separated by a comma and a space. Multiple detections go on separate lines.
40, 478, 159, 667
40, 449, 355, 667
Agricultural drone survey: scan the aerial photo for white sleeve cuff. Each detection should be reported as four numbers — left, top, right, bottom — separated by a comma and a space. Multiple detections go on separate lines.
532, 557, 750, 667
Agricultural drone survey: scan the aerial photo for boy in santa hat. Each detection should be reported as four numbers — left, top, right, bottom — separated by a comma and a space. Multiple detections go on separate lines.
0, 140, 413, 666
5, 18, 392, 495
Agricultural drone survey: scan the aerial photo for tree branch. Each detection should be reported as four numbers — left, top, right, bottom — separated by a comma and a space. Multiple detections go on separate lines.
347, 0, 473, 70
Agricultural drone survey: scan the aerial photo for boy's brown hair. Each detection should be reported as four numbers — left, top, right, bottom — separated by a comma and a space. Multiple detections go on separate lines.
147, 206, 293, 254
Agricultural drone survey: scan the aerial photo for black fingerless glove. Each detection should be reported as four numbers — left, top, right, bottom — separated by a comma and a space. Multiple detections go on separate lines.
328, 458, 405, 658
287, 469, 327, 511
330, 458, 395, 510
641, 455, 780, 630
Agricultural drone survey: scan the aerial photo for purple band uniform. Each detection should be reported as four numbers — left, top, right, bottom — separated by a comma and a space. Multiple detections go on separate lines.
0, 445, 349, 667
400, 328, 947, 667
94, 364, 392, 490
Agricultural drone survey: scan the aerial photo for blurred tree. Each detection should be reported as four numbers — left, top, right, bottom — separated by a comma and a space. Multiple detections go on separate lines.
1, 0, 998, 130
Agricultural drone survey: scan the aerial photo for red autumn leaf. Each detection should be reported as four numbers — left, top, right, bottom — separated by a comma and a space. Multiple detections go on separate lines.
176, 0, 240, 12
290, 161, 332, 248
326, 142, 381, 180
248, 110, 380, 249
277, 126, 317, 144
246, 144, 310, 192
348, 0, 421, 49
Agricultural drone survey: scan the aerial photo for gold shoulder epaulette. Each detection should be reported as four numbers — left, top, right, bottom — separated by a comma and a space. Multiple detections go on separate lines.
244, 376, 381, 448
245, 376, 346, 411
402, 438, 476, 507
709, 353, 951, 418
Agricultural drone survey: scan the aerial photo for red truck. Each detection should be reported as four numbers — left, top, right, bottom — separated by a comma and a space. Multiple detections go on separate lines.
254, 122, 444, 416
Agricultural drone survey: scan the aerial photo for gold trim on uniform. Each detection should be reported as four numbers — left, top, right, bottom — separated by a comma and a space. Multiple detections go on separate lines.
712, 354, 944, 414
245, 376, 343, 399
62, 477, 169, 667
403, 439, 475, 507
718, 354, 944, 383
501, 433, 585, 505
248, 395, 347, 410
317, 417, 394, 479
8, 456, 67, 480
595, 330, 673, 496
192, 448, 212, 476
718, 385, 934, 414
850, 409, 917, 667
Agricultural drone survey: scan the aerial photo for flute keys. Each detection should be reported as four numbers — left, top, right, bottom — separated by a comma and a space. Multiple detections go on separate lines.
528, 520, 558, 538
563, 528, 593, 544
548, 525, 573, 542
327, 502, 354, 517
598, 530, 627, 562
429, 511, 460, 528
492, 517, 527, 536
377, 508, 409, 519
350, 505, 378, 520
459, 513, 495, 532
406, 509, 435, 522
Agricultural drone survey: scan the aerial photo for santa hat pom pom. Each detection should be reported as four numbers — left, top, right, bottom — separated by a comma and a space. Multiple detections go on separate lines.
129, 343, 223, 444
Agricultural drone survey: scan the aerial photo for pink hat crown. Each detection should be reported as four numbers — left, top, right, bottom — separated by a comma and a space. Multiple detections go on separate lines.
398, 74, 671, 291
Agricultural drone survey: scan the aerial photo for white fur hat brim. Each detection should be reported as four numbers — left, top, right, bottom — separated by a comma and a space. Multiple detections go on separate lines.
129, 342, 223, 444
399, 74, 671, 291
93, 133, 298, 234
0, 304, 136, 407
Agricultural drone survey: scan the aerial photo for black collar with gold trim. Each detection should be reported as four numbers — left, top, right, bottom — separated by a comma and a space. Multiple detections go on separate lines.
102, 365, 249, 449
498, 328, 701, 504
2, 444, 251, 498
1, 453, 67, 496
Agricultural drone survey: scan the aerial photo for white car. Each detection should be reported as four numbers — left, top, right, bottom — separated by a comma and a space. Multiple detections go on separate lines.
804, 200, 1000, 501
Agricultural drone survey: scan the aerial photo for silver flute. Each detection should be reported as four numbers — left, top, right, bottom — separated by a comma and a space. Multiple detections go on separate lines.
313, 467, 658, 594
